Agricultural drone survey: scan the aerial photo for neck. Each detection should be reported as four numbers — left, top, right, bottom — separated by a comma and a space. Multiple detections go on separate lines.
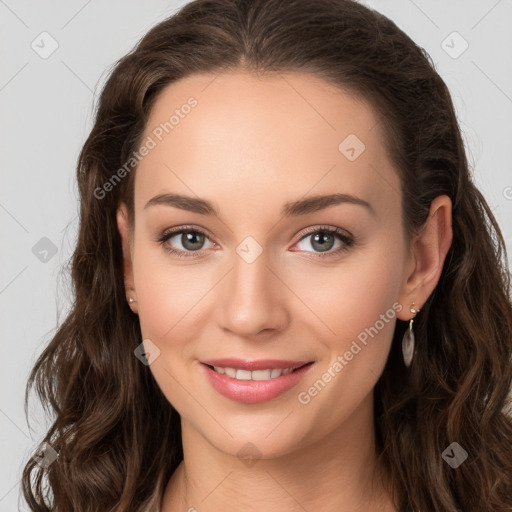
161, 391, 396, 512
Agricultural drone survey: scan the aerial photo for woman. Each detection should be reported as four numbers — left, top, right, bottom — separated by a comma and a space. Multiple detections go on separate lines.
21, 0, 512, 511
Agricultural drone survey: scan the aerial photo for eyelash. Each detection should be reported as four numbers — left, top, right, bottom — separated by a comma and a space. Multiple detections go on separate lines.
156, 224, 355, 260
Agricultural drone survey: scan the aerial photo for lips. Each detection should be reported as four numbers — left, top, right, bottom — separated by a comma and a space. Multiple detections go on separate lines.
199, 358, 315, 404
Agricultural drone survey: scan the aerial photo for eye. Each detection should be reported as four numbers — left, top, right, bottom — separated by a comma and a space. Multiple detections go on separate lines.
157, 224, 355, 260
157, 226, 216, 259
292, 225, 354, 258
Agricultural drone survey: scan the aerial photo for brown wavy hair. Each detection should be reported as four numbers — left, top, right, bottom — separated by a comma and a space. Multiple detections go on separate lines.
21, 0, 512, 511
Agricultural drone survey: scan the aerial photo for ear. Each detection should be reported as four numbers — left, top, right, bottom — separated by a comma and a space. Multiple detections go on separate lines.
396, 194, 453, 321
117, 202, 138, 314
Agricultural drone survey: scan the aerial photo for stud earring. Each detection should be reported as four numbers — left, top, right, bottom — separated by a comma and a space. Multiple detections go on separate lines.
402, 302, 420, 368
128, 297, 135, 304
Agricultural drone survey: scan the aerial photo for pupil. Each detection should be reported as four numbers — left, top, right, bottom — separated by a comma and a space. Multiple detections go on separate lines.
182, 232, 204, 251
312, 232, 334, 252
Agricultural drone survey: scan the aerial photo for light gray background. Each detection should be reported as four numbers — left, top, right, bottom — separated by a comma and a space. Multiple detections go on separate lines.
1, 1, 511, 510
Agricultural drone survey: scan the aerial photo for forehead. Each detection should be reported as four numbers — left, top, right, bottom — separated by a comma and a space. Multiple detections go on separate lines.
134, 70, 400, 221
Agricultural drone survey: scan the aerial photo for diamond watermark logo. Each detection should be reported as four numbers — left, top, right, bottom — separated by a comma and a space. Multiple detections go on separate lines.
134, 338, 161, 366
32, 442, 58, 469
31, 31, 59, 59
338, 134, 366, 161
237, 442, 262, 468
32, 237, 58, 263
441, 31, 469, 59
236, 236, 263, 264
442, 442, 468, 468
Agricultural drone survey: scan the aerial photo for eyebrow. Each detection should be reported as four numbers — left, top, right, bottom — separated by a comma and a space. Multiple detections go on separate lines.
144, 192, 374, 217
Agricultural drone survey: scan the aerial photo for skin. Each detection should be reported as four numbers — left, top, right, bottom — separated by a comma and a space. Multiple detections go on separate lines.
116, 70, 453, 512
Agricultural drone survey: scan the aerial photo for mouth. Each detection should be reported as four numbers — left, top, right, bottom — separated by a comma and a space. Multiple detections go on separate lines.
199, 359, 315, 404
202, 361, 313, 381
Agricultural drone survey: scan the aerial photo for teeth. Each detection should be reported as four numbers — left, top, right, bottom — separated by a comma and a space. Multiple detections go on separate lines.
252, 369, 271, 380
211, 366, 299, 380
223, 367, 236, 378
236, 369, 252, 380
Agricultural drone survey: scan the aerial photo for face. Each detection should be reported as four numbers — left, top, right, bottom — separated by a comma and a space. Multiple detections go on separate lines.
117, 70, 414, 459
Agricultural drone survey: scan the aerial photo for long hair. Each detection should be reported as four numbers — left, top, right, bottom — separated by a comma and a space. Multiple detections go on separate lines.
21, 1, 512, 510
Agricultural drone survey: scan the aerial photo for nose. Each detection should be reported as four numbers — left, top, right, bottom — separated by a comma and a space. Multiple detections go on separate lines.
218, 247, 290, 337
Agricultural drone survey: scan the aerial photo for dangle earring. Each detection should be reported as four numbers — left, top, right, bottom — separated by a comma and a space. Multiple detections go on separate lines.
402, 302, 420, 368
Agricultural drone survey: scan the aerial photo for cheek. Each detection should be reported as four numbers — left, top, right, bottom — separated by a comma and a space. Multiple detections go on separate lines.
291, 252, 401, 430
131, 246, 209, 411
287, 239, 403, 416
338, 258, 400, 344
291, 239, 402, 345
132, 241, 211, 340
